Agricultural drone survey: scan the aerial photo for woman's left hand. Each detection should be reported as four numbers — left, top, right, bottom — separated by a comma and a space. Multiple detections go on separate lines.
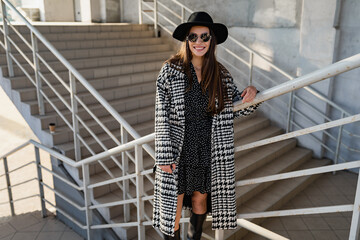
241, 86, 257, 103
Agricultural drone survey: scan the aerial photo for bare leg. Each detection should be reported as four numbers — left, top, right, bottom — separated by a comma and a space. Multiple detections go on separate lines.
188, 191, 208, 240
191, 191, 207, 214
174, 193, 184, 231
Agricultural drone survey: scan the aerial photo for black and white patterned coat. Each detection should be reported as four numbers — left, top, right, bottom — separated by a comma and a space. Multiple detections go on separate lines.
152, 61, 260, 236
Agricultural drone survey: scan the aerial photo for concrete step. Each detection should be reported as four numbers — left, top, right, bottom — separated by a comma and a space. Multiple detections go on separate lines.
234, 117, 270, 139
25, 80, 155, 117
110, 198, 155, 239
93, 166, 155, 219
1, 50, 172, 77
32, 68, 157, 129
65, 119, 156, 181
9, 64, 158, 91
35, 93, 155, 144
56, 104, 155, 159
50, 97, 155, 146
8, 29, 155, 43
0, 39, 170, 66
221, 159, 331, 240
235, 147, 312, 207
2, 48, 168, 77
10, 24, 150, 35
18, 63, 161, 115
16, 70, 156, 105
234, 125, 284, 157
234, 139, 297, 180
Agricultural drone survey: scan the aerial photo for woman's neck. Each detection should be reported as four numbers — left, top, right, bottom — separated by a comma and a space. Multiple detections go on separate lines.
191, 56, 203, 70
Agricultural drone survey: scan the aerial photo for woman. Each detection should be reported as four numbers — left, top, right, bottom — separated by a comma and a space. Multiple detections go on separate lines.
152, 12, 260, 240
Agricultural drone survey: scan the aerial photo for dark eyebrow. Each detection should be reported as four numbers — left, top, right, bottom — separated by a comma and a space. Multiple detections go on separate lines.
189, 32, 210, 35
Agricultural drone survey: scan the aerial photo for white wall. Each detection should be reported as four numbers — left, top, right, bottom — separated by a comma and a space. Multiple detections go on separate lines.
40, 0, 75, 22
326, 0, 360, 164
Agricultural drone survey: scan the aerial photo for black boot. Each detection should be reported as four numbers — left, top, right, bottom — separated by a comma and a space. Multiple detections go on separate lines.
187, 212, 207, 240
163, 228, 180, 240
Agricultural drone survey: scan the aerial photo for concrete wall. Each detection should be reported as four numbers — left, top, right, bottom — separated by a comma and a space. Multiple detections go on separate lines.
326, 0, 360, 164
40, 0, 75, 22
291, 0, 338, 158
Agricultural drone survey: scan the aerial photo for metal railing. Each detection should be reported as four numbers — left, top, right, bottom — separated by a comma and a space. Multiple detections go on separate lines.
1, 0, 360, 239
0, 0, 161, 228
2, 52, 360, 239
138, 0, 360, 166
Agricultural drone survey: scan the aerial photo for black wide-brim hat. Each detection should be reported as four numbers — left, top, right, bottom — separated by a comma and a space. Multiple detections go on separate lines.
172, 11, 228, 45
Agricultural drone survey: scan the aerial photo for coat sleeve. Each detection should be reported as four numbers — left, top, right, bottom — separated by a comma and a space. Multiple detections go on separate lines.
230, 76, 261, 118
155, 64, 174, 166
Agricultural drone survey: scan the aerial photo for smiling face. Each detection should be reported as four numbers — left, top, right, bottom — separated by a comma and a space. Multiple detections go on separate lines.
187, 26, 211, 59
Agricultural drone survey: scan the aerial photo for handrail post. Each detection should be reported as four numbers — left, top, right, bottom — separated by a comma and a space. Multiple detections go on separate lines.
181, 7, 185, 23
121, 125, 130, 222
1, 0, 14, 77
31, 32, 45, 115
70, 71, 81, 161
286, 91, 294, 133
82, 163, 93, 240
3, 157, 15, 216
135, 144, 145, 239
154, 0, 158, 37
138, 0, 143, 24
35, 146, 47, 217
215, 229, 224, 240
248, 52, 254, 86
349, 172, 360, 239
334, 111, 345, 166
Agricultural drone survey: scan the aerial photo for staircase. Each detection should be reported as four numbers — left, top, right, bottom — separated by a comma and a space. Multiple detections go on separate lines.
0, 23, 331, 239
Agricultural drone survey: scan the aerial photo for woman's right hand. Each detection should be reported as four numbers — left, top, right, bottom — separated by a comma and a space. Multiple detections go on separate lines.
158, 164, 176, 173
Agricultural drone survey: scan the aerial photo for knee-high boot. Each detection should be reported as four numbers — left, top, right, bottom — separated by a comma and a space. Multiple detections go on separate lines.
187, 212, 207, 240
163, 229, 180, 240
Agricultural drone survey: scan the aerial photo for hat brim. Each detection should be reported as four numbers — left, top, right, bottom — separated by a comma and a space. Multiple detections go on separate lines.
172, 21, 228, 45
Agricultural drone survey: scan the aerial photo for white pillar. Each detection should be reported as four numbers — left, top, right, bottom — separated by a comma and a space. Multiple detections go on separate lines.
80, 0, 92, 22
295, 0, 338, 158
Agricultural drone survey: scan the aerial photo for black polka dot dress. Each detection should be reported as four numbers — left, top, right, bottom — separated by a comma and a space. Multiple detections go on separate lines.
177, 63, 212, 204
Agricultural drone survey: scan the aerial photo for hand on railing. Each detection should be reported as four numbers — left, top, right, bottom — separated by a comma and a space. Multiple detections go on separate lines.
240, 86, 257, 103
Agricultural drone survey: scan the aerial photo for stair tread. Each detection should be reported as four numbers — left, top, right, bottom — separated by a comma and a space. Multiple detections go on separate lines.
27, 90, 155, 117
239, 159, 331, 213
15, 76, 155, 98
55, 105, 155, 152
213, 158, 331, 239
235, 125, 283, 146
90, 155, 154, 184
234, 139, 297, 179
9, 29, 155, 42
23, 78, 155, 105
233, 116, 270, 136
236, 147, 312, 204
10, 58, 165, 82
11, 43, 170, 57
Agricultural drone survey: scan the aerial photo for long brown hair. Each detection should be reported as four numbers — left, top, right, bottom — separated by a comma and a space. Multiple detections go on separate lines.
167, 28, 228, 115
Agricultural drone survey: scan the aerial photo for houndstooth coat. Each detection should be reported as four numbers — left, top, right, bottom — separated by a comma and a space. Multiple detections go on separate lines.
152, 61, 260, 236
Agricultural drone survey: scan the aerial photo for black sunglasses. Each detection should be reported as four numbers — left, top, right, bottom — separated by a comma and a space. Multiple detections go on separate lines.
186, 33, 212, 42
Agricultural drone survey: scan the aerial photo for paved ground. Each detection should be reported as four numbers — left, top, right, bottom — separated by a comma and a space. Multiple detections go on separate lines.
0, 88, 83, 239
0, 211, 83, 240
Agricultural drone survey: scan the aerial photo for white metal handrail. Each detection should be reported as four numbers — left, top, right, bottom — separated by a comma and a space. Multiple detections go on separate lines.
1, 0, 160, 228
1, 1, 360, 239
0, 0, 155, 162
77, 50, 360, 239
1, 72, 360, 240
56, 52, 360, 239
139, 0, 360, 167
